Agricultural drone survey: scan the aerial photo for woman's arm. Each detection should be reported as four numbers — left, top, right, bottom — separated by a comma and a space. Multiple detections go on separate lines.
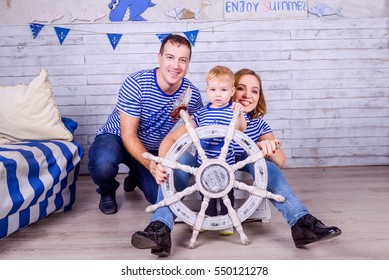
257, 132, 286, 168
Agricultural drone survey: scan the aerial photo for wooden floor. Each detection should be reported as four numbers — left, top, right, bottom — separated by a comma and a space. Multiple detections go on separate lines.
1, 165, 389, 260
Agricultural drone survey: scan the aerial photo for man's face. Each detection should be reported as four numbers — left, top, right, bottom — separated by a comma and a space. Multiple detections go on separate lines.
157, 41, 190, 91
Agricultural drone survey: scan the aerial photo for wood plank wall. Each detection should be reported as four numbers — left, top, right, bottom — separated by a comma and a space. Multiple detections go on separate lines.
0, 17, 388, 173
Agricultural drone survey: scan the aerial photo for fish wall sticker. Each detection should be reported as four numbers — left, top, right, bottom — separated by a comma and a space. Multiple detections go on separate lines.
29, 10, 64, 23
165, 6, 200, 20
308, 3, 343, 17
165, 1, 212, 21
70, 10, 106, 22
108, 0, 156, 21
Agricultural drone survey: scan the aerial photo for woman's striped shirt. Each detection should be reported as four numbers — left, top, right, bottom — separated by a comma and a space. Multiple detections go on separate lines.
234, 117, 272, 157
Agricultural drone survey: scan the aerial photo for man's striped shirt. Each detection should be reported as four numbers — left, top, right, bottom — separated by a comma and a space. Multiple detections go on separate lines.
96, 68, 203, 150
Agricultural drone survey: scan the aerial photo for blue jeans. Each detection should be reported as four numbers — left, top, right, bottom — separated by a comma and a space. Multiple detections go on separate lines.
151, 152, 308, 229
150, 152, 197, 228
88, 134, 160, 203
239, 155, 308, 226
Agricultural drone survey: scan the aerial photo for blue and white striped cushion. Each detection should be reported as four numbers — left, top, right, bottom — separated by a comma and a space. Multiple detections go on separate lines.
0, 140, 83, 239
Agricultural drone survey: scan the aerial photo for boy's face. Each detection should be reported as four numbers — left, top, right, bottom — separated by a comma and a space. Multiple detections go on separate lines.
157, 41, 190, 92
206, 78, 235, 108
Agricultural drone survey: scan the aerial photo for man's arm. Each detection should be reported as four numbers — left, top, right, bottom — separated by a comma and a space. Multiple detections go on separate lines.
119, 111, 150, 170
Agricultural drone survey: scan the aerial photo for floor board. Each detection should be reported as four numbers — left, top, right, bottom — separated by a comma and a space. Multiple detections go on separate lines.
1, 166, 389, 260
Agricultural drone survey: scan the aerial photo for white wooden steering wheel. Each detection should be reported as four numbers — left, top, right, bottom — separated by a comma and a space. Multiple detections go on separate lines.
143, 110, 285, 248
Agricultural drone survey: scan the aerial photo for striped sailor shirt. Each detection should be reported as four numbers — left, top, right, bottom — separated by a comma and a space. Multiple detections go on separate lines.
96, 68, 203, 150
234, 117, 272, 157
193, 102, 248, 165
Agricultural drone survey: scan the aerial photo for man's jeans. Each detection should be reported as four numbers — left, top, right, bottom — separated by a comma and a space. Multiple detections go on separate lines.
88, 134, 158, 203
151, 152, 308, 229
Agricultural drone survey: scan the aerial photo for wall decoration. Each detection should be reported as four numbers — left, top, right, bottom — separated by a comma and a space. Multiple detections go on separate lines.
29, 10, 64, 23
156, 30, 199, 46
1, 0, 388, 24
308, 3, 343, 17
54, 26, 70, 45
223, 0, 308, 19
156, 33, 172, 42
183, 30, 199, 46
70, 10, 106, 22
165, 6, 200, 20
107, 33, 123, 49
29, 23, 44, 39
108, 0, 156, 22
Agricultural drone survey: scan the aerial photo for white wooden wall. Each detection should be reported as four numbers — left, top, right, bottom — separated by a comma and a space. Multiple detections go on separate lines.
0, 17, 388, 174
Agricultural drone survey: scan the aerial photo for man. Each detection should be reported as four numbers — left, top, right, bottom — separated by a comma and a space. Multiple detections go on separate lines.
88, 34, 203, 215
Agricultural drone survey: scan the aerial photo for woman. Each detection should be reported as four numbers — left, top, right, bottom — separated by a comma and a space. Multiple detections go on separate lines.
232, 68, 341, 248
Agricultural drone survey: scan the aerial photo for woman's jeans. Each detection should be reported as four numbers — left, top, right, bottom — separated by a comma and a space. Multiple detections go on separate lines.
88, 134, 153, 203
151, 152, 308, 229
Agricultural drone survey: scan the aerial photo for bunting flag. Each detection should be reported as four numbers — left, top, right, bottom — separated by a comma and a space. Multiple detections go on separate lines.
54, 27, 70, 45
156, 33, 172, 43
26, 24, 203, 49
183, 30, 199, 46
107, 33, 123, 50
29, 23, 45, 39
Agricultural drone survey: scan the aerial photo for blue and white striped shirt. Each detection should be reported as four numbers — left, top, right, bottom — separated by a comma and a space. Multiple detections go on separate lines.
193, 102, 248, 165
96, 68, 203, 150
234, 117, 272, 157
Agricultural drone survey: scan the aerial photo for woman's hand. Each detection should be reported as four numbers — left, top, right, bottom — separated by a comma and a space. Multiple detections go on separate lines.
257, 139, 281, 157
150, 161, 167, 185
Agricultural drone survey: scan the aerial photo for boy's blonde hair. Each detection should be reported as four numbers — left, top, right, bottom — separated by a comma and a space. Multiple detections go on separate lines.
206, 66, 234, 86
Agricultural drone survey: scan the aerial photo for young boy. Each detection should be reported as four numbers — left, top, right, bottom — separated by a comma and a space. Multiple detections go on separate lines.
192, 65, 247, 235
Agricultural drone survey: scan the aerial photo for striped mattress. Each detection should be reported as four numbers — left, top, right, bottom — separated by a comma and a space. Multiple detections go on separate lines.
0, 140, 84, 239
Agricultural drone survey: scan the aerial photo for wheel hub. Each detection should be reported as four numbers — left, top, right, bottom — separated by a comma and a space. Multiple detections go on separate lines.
197, 159, 234, 199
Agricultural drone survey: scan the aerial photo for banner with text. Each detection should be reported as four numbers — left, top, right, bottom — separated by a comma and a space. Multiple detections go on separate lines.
224, 0, 308, 19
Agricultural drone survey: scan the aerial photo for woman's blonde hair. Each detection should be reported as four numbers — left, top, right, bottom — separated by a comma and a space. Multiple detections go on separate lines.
234, 68, 267, 119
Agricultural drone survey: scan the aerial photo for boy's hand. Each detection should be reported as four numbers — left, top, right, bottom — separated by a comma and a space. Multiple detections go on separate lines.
232, 102, 244, 113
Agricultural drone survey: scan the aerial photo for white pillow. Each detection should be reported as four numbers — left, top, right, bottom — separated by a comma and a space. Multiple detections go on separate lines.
0, 69, 73, 144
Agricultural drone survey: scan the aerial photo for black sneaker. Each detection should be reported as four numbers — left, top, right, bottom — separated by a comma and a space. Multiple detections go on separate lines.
123, 171, 139, 192
291, 214, 341, 248
98, 193, 117, 215
131, 221, 171, 257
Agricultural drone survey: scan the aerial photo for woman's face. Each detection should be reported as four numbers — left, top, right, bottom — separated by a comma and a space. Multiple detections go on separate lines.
233, 74, 260, 113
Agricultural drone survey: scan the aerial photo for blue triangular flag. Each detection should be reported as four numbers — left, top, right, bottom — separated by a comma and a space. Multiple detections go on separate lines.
29, 23, 45, 39
107, 33, 122, 50
183, 30, 199, 47
156, 33, 172, 43
54, 27, 70, 45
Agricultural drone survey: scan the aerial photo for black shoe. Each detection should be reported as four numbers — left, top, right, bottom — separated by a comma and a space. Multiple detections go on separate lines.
123, 171, 139, 192
98, 193, 118, 215
291, 214, 341, 248
131, 221, 171, 257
